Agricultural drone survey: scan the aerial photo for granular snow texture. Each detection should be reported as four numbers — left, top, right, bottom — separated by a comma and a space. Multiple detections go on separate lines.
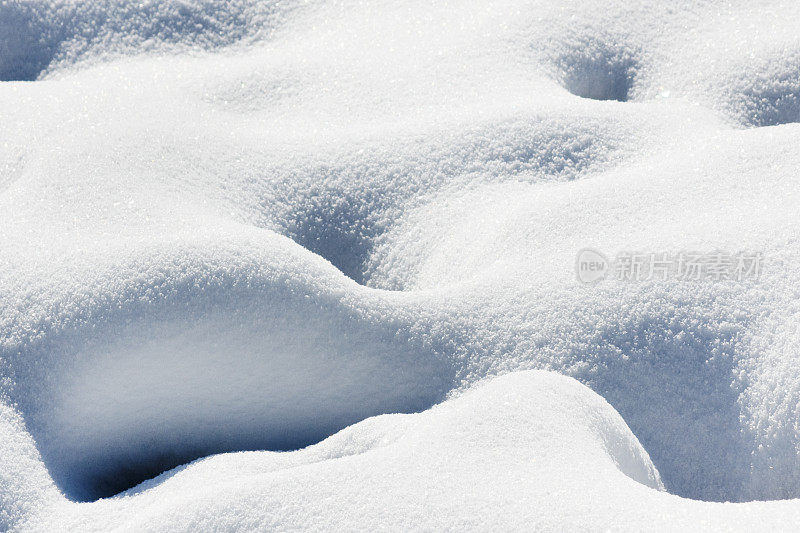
2, 0, 800, 530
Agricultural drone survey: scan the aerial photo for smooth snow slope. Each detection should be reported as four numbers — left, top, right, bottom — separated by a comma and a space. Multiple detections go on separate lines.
2, 0, 800, 530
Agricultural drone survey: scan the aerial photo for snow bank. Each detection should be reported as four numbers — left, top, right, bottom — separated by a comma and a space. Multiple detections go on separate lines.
3, 0, 800, 529
0, 0, 302, 81
4, 230, 453, 501
10, 372, 667, 530
14, 372, 800, 531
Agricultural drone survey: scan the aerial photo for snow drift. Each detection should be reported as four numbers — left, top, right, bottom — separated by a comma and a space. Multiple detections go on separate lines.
7, 371, 667, 530
3, 0, 800, 530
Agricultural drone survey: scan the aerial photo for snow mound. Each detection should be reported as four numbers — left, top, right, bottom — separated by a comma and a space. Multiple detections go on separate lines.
10, 371, 667, 530
3, 230, 453, 502
0, 0, 301, 81
4, 0, 800, 529
14, 372, 800, 531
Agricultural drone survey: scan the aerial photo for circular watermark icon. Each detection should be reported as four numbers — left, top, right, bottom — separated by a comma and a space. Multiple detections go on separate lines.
575, 248, 609, 284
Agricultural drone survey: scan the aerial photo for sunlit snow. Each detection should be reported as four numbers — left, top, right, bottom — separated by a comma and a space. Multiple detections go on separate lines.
2, 0, 800, 530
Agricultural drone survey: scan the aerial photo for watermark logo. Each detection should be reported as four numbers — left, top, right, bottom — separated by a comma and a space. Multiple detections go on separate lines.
576, 248, 610, 283
575, 249, 762, 284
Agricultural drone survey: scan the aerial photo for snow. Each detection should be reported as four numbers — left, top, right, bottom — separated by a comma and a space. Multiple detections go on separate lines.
2, 0, 800, 530
13, 372, 667, 530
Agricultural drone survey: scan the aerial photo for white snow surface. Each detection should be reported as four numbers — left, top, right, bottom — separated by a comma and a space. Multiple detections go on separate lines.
2, 0, 800, 530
